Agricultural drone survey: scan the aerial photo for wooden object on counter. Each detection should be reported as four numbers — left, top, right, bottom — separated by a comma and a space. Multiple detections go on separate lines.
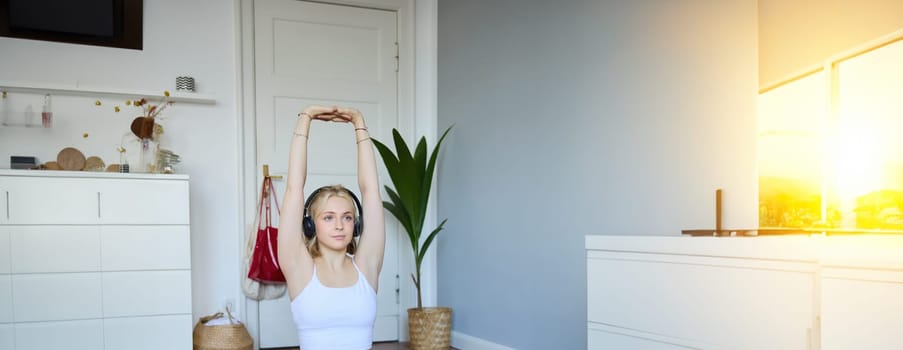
44, 161, 62, 170
715, 189, 722, 234
84, 156, 105, 171
57, 147, 86, 170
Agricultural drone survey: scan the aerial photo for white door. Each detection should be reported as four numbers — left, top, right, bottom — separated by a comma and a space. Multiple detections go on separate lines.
253, 0, 400, 347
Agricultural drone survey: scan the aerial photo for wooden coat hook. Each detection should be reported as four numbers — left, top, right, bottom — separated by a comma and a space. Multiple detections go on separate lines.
262, 164, 283, 180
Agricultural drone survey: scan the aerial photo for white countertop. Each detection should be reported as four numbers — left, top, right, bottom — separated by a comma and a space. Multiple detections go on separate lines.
0, 168, 189, 180
586, 234, 903, 270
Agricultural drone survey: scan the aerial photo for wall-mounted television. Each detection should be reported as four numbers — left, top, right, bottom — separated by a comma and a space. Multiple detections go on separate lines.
0, 0, 142, 50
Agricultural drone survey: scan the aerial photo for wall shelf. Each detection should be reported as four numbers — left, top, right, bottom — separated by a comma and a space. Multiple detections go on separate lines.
0, 80, 216, 105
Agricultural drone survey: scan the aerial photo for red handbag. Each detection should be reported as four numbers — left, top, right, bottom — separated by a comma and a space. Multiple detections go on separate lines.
247, 176, 286, 283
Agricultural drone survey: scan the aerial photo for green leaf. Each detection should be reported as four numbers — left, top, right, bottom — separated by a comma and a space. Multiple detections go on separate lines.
413, 137, 427, 185
372, 126, 453, 307
382, 199, 414, 239
391, 129, 422, 228
383, 186, 419, 253
419, 126, 453, 219
372, 137, 401, 183
417, 219, 448, 265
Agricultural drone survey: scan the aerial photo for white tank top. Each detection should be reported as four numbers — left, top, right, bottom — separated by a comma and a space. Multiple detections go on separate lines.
291, 258, 377, 350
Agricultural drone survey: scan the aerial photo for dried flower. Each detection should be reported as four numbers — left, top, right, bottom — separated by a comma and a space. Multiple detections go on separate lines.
93, 92, 174, 140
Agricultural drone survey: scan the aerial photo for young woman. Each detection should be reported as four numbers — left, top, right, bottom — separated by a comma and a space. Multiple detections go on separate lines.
278, 105, 386, 350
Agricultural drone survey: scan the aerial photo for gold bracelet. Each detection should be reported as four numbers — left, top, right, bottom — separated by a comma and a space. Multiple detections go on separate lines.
354, 127, 368, 132
356, 137, 371, 144
293, 132, 308, 138
298, 112, 311, 118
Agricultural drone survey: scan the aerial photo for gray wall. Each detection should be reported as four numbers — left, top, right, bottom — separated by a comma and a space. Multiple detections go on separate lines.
437, 0, 758, 349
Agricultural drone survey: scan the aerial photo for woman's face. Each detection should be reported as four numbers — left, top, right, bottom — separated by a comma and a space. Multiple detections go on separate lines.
314, 196, 355, 251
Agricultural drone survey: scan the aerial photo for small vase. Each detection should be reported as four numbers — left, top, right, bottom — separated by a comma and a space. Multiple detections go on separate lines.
123, 136, 159, 173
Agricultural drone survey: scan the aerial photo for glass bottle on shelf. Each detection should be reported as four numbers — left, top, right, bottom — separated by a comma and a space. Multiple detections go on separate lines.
41, 94, 53, 128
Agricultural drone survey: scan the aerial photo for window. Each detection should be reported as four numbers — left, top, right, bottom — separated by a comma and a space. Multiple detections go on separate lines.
759, 34, 903, 230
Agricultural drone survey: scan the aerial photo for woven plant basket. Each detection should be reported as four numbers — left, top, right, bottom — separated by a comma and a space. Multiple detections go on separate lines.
193, 309, 253, 350
408, 307, 452, 350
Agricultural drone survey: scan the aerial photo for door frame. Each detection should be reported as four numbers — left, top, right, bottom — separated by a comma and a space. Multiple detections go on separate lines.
235, 0, 438, 345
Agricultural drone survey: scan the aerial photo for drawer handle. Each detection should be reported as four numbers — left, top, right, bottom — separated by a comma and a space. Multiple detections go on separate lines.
5, 191, 8, 219
97, 192, 101, 218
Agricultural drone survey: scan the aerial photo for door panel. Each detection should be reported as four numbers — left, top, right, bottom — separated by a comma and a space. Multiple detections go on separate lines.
273, 20, 381, 82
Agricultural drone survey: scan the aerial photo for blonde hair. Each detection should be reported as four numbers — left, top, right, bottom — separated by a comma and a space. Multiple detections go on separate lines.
305, 185, 358, 258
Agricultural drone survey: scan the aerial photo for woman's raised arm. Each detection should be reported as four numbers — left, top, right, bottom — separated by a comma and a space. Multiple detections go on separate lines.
339, 108, 386, 291
279, 105, 333, 299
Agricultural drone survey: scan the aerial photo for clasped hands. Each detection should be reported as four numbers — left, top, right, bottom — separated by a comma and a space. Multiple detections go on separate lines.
300, 105, 363, 124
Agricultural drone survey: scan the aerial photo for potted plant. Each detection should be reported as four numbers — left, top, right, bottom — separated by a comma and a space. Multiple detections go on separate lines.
372, 126, 452, 349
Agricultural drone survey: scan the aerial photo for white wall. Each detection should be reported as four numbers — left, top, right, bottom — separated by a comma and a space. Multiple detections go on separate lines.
0, 0, 242, 322
437, 0, 758, 349
759, 0, 903, 87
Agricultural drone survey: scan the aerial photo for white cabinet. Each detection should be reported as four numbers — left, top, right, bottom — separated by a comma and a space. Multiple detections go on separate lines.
587, 235, 903, 350
12, 273, 104, 322
586, 237, 818, 350
589, 327, 697, 350
10, 227, 101, 273
819, 236, 903, 350
820, 273, 903, 350
5, 176, 100, 225
103, 315, 194, 350
0, 324, 12, 350
0, 179, 8, 225
99, 179, 190, 224
15, 320, 104, 349
0, 274, 12, 324
0, 226, 9, 273
0, 170, 191, 350
2, 174, 190, 225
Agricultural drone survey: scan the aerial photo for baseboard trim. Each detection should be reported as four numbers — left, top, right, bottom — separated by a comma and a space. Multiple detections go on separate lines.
451, 331, 515, 350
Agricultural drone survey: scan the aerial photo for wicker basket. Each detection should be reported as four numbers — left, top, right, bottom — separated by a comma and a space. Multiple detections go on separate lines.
408, 307, 452, 350
193, 309, 253, 350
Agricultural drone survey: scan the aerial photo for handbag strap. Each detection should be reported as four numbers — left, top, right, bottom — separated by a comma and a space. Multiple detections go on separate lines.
267, 176, 281, 215
262, 176, 282, 271
263, 177, 282, 228
257, 179, 268, 230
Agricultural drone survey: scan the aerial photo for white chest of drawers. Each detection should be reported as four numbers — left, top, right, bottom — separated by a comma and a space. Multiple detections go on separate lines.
586, 234, 903, 350
0, 170, 192, 350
